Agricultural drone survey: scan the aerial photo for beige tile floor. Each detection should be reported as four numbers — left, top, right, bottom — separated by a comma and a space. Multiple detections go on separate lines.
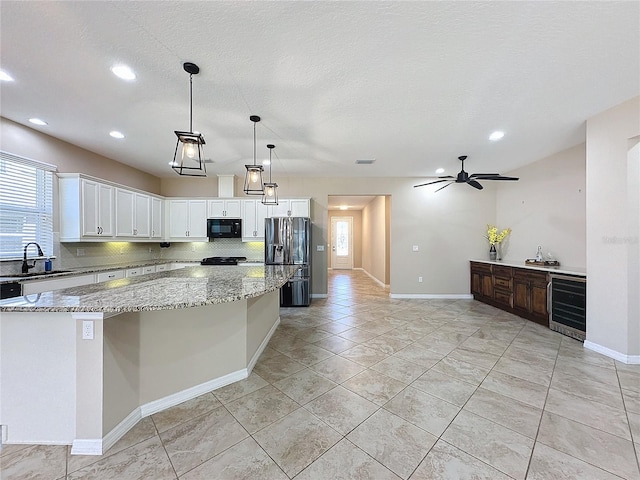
2, 269, 639, 479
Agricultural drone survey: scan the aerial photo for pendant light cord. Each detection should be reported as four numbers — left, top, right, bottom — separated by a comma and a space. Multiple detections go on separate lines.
253, 120, 257, 167
189, 73, 193, 134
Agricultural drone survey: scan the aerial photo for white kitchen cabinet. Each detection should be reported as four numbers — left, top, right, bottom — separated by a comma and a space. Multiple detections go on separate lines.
168, 199, 207, 240
242, 199, 268, 241
95, 270, 125, 283
22, 274, 96, 295
126, 267, 143, 277
115, 189, 151, 238
141, 265, 156, 275
155, 264, 169, 272
208, 199, 242, 218
59, 175, 115, 241
268, 198, 310, 218
151, 197, 163, 239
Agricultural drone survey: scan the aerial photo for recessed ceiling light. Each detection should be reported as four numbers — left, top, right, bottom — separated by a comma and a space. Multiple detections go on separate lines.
111, 64, 136, 81
29, 118, 47, 126
355, 159, 375, 165
109, 130, 125, 139
435, 168, 445, 174
489, 131, 505, 141
340, 206, 348, 210
0, 70, 14, 82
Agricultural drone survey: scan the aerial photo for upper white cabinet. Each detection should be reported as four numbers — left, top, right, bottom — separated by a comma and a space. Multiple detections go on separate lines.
151, 197, 163, 239
268, 198, 310, 218
59, 175, 114, 241
208, 199, 242, 218
115, 189, 151, 238
59, 173, 163, 242
168, 199, 207, 240
242, 199, 268, 241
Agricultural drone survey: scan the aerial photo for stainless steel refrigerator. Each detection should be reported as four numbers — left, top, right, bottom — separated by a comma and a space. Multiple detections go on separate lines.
265, 217, 311, 307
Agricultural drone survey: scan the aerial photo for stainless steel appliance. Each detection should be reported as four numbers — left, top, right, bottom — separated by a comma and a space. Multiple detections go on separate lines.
265, 217, 311, 306
201, 256, 246, 265
549, 274, 586, 341
207, 218, 242, 238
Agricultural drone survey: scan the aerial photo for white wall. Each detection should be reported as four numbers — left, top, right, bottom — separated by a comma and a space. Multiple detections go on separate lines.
497, 143, 586, 268
362, 196, 388, 285
585, 96, 640, 360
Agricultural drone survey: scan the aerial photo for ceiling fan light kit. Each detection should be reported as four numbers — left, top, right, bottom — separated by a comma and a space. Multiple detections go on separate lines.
414, 155, 519, 192
172, 62, 207, 177
243, 115, 265, 195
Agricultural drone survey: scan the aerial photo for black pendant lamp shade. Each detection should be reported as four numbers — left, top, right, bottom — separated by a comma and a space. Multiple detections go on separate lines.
172, 62, 206, 177
243, 115, 265, 195
262, 144, 279, 205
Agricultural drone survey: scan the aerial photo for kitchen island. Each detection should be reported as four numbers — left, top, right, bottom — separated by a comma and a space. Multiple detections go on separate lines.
0, 264, 298, 454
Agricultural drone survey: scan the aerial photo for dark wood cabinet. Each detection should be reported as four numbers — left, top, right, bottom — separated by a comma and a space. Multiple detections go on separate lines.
470, 261, 549, 326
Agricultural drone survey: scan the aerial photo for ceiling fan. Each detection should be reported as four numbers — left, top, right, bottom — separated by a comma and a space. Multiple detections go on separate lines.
414, 155, 519, 192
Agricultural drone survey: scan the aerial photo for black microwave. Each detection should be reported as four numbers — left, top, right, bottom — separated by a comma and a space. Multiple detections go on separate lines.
207, 218, 242, 238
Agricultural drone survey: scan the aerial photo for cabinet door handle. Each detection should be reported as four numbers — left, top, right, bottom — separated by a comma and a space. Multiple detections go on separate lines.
547, 281, 552, 316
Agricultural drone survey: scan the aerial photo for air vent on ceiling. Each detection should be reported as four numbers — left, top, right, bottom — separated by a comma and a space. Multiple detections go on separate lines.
355, 159, 376, 165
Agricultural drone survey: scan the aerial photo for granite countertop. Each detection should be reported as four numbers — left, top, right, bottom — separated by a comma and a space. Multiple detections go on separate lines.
470, 259, 586, 277
0, 264, 298, 313
0, 259, 191, 284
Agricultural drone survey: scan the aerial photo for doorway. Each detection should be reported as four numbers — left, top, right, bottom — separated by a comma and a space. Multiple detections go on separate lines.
331, 216, 353, 269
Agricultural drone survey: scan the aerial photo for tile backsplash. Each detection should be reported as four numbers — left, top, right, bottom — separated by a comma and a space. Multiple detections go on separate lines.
0, 236, 265, 275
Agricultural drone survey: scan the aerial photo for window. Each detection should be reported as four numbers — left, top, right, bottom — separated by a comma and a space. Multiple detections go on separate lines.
0, 151, 56, 259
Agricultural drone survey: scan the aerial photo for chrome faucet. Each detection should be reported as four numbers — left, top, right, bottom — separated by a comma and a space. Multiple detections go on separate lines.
22, 242, 44, 273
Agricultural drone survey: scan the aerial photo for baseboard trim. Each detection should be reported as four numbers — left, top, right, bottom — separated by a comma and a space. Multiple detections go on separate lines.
247, 316, 280, 373
139, 369, 248, 419
389, 293, 474, 299
311, 294, 328, 299
71, 438, 103, 456
584, 341, 640, 364
361, 269, 387, 288
101, 408, 142, 454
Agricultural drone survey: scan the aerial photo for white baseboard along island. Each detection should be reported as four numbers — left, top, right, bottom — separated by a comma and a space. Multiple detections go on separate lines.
0, 264, 299, 455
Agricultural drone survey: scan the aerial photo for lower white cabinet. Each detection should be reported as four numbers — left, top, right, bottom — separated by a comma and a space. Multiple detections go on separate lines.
22, 274, 96, 295
155, 264, 169, 272
95, 270, 125, 283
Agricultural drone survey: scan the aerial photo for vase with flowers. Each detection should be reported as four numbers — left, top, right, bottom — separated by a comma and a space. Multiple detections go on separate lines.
486, 225, 511, 261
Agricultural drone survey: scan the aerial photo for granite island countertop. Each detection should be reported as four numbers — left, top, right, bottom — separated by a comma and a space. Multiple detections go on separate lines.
0, 264, 298, 313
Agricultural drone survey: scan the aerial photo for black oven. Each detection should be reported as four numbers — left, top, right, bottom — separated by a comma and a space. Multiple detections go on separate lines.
207, 218, 242, 238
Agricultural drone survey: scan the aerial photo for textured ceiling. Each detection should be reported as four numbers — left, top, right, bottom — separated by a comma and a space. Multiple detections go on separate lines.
1, 1, 638, 179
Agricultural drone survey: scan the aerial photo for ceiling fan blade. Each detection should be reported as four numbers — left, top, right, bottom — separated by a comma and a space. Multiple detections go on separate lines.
414, 178, 453, 188
480, 176, 519, 181
435, 182, 454, 192
469, 173, 500, 178
467, 179, 484, 190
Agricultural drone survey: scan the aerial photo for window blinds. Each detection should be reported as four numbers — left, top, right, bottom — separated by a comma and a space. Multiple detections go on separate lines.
0, 151, 56, 259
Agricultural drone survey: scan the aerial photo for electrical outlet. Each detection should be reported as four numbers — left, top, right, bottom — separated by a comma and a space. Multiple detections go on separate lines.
82, 320, 94, 340
76, 248, 85, 256
412, 245, 419, 252
418, 276, 423, 283
119, 247, 124, 254
148, 247, 153, 254
1, 424, 7, 443
191, 245, 196, 252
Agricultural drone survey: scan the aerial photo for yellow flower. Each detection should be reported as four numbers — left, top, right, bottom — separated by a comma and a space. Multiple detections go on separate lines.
486, 224, 511, 245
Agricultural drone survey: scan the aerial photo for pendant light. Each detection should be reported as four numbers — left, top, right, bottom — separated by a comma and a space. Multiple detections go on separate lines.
243, 115, 264, 194
171, 62, 206, 177
262, 144, 279, 205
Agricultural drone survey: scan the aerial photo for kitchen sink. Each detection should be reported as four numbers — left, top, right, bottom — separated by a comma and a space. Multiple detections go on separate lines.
4, 270, 72, 278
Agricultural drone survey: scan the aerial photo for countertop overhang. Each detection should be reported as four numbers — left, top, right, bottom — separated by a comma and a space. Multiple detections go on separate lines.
0, 264, 298, 313
470, 259, 586, 276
